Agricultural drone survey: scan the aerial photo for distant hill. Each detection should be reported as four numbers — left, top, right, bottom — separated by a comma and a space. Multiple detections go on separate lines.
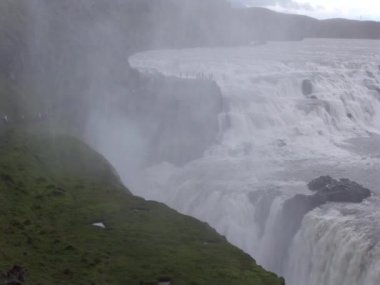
313, 18, 380, 39
241, 7, 380, 41
2, 1, 380, 82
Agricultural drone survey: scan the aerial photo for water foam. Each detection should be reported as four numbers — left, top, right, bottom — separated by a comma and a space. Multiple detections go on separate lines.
128, 39, 380, 284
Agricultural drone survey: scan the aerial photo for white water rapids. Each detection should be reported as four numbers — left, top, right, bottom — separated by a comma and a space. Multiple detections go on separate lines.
125, 39, 380, 285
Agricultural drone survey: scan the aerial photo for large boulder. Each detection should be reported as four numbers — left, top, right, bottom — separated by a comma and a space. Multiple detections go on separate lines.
307, 176, 371, 203
284, 176, 372, 226
308, 175, 336, 191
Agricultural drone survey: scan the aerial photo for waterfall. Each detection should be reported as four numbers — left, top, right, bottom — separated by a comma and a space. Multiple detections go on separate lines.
286, 202, 380, 285
17, 1, 380, 284
129, 39, 380, 284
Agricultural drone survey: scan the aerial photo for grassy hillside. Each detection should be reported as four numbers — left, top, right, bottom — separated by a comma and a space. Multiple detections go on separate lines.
0, 125, 283, 285
0, 2, 288, 284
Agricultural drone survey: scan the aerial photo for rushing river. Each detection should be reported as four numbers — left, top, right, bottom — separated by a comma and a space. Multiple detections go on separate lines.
127, 39, 380, 285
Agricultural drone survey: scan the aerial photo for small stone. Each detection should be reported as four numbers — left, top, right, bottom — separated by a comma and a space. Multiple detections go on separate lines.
92, 222, 106, 229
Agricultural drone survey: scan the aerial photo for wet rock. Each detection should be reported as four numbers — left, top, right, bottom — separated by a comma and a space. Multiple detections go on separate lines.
128, 73, 223, 166
307, 176, 371, 203
308, 175, 336, 191
302, 79, 313, 96
285, 175, 371, 239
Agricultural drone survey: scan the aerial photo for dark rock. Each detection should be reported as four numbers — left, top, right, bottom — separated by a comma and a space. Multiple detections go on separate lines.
302, 79, 313, 96
308, 175, 336, 191
127, 73, 223, 167
283, 194, 325, 225
284, 176, 371, 240
307, 176, 371, 203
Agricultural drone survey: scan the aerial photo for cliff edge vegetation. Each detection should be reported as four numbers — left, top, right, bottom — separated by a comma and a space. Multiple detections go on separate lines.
0, 122, 283, 285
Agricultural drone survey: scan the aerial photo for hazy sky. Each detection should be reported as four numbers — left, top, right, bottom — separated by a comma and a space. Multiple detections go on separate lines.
232, 0, 380, 21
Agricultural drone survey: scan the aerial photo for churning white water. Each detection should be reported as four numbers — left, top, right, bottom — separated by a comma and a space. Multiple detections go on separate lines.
128, 39, 380, 285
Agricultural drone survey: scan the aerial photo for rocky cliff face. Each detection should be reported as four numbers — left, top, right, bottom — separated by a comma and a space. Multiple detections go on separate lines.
85, 73, 224, 186
125, 74, 223, 166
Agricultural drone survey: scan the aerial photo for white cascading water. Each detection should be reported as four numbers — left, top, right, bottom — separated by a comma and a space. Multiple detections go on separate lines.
127, 39, 380, 285
286, 202, 380, 285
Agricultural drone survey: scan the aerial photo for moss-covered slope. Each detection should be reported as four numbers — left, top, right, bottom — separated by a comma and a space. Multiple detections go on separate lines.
0, 127, 283, 285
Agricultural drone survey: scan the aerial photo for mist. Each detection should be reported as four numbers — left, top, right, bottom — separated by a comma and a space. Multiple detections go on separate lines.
14, 0, 240, 188
2, 1, 380, 284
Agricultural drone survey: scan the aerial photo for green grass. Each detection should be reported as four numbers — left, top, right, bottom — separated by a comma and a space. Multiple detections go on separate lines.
0, 127, 284, 285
